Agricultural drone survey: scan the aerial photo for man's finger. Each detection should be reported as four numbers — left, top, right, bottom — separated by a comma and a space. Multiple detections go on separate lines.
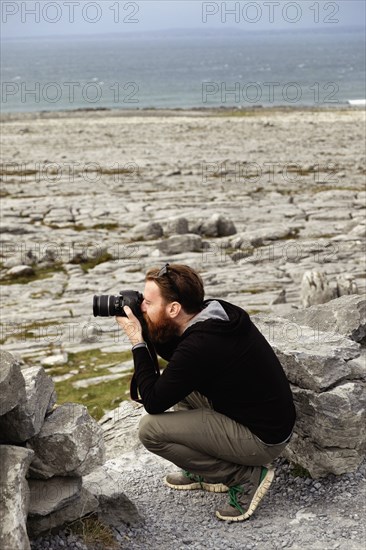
123, 305, 132, 317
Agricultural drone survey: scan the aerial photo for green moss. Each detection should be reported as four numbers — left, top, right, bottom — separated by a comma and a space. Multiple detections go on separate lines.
48, 349, 133, 420
73, 222, 119, 232
70, 251, 113, 272
30, 290, 53, 298
0, 168, 38, 177
48, 348, 131, 375
87, 167, 136, 175
216, 109, 262, 118
290, 463, 311, 478
55, 374, 133, 420
0, 264, 65, 286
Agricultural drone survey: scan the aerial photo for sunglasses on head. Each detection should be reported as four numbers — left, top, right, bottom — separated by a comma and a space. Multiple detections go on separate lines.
156, 263, 181, 300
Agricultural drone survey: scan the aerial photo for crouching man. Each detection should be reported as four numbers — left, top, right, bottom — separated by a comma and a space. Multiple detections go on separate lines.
116, 263, 296, 522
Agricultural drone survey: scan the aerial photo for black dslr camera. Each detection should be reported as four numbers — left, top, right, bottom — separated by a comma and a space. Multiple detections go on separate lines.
93, 290, 143, 317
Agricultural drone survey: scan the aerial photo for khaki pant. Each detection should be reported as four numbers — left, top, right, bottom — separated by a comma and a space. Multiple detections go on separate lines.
138, 391, 289, 487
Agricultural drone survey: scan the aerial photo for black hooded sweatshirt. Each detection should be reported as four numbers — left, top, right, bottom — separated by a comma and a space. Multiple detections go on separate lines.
132, 299, 296, 444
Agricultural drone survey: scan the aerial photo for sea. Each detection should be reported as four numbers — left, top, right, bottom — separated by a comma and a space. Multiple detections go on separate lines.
1, 27, 365, 113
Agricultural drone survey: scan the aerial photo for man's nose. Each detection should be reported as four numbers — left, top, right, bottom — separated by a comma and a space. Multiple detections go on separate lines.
141, 300, 147, 313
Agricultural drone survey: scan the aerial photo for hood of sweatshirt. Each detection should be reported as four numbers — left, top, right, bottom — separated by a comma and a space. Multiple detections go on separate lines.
183, 299, 252, 337
155, 299, 252, 359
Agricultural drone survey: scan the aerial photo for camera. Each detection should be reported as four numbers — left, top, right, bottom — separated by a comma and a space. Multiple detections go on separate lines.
93, 290, 143, 317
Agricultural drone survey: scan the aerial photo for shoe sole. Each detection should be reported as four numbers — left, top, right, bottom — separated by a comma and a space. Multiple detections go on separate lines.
215, 468, 275, 522
164, 477, 229, 493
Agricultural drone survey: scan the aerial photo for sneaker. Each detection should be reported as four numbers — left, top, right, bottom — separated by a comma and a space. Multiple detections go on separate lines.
164, 470, 229, 493
216, 466, 274, 521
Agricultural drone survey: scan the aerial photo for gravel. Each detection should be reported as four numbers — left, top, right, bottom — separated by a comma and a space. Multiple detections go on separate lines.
30, 456, 366, 550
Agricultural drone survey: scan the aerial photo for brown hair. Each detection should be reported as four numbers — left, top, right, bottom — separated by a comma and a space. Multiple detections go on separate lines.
146, 264, 205, 314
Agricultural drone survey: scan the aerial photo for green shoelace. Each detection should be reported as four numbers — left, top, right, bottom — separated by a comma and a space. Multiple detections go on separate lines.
227, 485, 245, 514
183, 470, 205, 487
228, 467, 268, 514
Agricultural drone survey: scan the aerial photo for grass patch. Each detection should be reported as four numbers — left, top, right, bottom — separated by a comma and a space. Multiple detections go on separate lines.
49, 349, 133, 420
216, 109, 264, 118
87, 167, 135, 175
0, 167, 38, 177
48, 348, 131, 376
73, 223, 119, 232
0, 264, 65, 285
30, 290, 52, 298
55, 375, 133, 421
239, 288, 267, 295
70, 252, 113, 273
14, 320, 62, 341
67, 513, 118, 549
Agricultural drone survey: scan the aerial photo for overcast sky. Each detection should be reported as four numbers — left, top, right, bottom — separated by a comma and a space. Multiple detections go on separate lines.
1, 0, 364, 39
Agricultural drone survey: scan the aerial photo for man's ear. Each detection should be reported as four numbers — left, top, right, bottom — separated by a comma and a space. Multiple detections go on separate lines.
167, 301, 181, 318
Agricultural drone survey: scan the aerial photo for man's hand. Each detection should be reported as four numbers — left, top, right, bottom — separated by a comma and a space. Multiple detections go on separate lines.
115, 306, 144, 347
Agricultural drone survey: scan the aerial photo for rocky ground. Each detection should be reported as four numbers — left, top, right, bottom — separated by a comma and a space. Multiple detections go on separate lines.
1, 107, 365, 395
1, 106, 365, 548
29, 401, 366, 550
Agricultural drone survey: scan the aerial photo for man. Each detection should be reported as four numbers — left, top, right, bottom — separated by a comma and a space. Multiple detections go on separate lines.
117, 263, 296, 522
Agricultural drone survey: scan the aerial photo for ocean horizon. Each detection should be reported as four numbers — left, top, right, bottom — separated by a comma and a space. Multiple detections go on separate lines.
1, 26, 365, 113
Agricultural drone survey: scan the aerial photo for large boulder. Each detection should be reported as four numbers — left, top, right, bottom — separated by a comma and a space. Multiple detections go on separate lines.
228, 223, 297, 247
132, 221, 163, 241
28, 477, 82, 517
157, 234, 202, 255
165, 216, 189, 235
27, 487, 98, 538
0, 445, 34, 550
192, 213, 236, 238
300, 271, 336, 308
253, 304, 366, 478
84, 466, 142, 527
99, 400, 146, 460
283, 293, 366, 344
0, 350, 26, 417
27, 403, 105, 479
0, 366, 56, 442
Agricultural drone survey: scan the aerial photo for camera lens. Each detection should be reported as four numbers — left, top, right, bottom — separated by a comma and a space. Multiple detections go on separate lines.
93, 290, 143, 317
93, 295, 117, 317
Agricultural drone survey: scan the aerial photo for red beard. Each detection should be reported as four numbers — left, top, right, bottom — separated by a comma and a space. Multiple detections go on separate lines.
143, 311, 179, 344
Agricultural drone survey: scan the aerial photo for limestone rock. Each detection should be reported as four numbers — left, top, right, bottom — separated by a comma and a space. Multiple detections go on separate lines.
27, 403, 105, 479
157, 234, 202, 255
132, 221, 163, 240
69, 245, 108, 265
291, 382, 365, 451
283, 294, 366, 344
41, 352, 68, 367
27, 487, 98, 538
193, 213, 236, 238
253, 312, 366, 477
335, 273, 358, 297
253, 315, 361, 391
98, 493, 143, 529
165, 216, 189, 235
0, 366, 56, 442
230, 224, 298, 248
283, 432, 364, 478
99, 400, 146, 460
0, 349, 26, 417
6, 264, 35, 277
0, 445, 34, 550
28, 477, 82, 517
271, 289, 287, 305
300, 270, 336, 307
84, 465, 142, 526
